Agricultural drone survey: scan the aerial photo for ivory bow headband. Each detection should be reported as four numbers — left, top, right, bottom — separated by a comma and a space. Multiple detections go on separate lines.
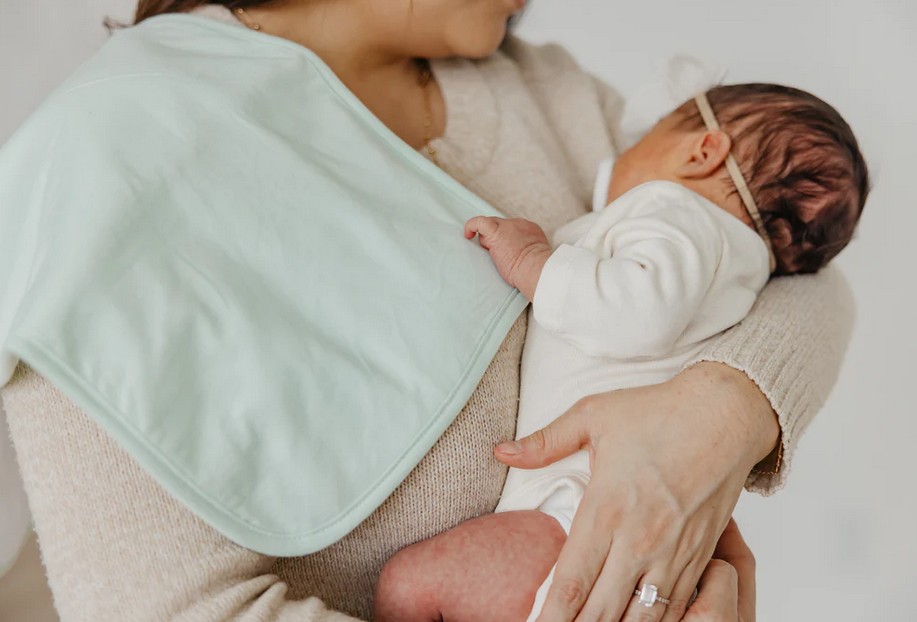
694, 92, 777, 273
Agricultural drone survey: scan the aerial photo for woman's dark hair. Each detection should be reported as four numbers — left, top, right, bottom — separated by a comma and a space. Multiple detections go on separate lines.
133, 0, 528, 27
134, 1, 274, 24
675, 84, 870, 275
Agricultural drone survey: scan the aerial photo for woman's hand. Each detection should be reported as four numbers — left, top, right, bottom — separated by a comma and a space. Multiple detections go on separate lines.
682, 519, 756, 622
495, 362, 778, 622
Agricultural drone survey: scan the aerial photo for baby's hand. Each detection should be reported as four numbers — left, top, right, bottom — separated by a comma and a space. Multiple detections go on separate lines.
464, 216, 553, 301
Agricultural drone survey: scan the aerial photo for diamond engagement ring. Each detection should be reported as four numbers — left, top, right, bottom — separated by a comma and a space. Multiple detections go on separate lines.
635, 584, 671, 608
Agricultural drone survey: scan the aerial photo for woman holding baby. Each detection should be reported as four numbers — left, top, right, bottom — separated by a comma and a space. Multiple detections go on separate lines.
0, 1, 863, 622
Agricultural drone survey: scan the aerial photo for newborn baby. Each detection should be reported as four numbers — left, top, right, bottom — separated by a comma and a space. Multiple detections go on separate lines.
374, 84, 869, 622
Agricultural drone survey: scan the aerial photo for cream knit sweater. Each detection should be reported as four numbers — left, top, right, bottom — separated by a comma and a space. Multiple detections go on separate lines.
2, 7, 855, 622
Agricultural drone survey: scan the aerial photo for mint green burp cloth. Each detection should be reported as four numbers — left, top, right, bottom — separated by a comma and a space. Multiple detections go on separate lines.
0, 16, 526, 555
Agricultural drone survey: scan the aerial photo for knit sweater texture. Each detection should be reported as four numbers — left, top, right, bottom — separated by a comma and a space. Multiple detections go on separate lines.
2, 6, 855, 621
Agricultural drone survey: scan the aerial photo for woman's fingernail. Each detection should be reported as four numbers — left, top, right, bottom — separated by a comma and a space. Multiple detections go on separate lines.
497, 441, 524, 454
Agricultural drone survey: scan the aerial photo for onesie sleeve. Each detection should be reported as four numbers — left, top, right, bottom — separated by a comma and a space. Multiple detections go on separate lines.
532, 193, 726, 360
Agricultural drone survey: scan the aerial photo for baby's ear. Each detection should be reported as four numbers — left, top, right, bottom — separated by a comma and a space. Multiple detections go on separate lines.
678, 130, 732, 179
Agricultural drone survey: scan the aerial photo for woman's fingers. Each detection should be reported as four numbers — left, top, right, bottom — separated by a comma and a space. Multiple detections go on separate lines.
495, 399, 593, 468
534, 491, 617, 622
711, 520, 755, 622
674, 521, 755, 622
684, 560, 739, 622
656, 560, 706, 622
712, 521, 754, 576
505, 400, 604, 622
608, 572, 681, 622
582, 562, 676, 622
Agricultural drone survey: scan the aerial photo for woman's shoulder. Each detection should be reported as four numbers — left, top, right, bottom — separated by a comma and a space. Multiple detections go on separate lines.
470, 36, 624, 192
496, 35, 587, 79
440, 36, 586, 95
490, 36, 623, 152
473, 36, 606, 107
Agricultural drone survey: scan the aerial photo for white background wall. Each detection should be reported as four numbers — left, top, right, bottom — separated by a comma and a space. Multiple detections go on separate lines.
1, 0, 915, 620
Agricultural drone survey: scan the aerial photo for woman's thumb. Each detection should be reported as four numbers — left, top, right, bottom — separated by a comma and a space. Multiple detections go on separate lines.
494, 408, 590, 468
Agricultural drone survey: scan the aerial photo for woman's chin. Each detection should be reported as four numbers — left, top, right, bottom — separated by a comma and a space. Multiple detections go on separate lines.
447, 20, 508, 60
450, 26, 509, 59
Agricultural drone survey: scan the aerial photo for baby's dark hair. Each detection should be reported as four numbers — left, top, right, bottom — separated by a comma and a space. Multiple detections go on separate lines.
675, 84, 869, 275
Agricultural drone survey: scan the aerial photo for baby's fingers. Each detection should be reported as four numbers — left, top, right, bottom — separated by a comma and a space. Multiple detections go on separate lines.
464, 216, 502, 241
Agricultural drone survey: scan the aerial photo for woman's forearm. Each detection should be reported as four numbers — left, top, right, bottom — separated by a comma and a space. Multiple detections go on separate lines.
678, 361, 781, 470
688, 265, 856, 493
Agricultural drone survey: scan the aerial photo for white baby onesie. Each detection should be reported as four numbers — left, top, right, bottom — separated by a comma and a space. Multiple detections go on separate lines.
494, 164, 771, 622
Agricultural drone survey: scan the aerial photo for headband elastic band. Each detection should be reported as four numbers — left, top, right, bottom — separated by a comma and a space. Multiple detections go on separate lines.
694, 92, 777, 273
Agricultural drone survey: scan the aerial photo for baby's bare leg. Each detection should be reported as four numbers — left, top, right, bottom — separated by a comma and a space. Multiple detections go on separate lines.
374, 510, 565, 622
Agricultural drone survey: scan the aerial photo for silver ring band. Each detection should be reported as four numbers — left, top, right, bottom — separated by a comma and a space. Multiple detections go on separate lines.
635, 584, 670, 607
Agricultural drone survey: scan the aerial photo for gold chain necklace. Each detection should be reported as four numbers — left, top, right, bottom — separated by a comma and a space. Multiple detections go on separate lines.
415, 59, 441, 168
235, 7, 441, 168
233, 6, 261, 30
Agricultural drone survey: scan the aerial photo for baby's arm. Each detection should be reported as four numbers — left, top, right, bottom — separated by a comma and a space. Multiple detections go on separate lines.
464, 216, 553, 301
466, 196, 731, 360
374, 511, 565, 622
531, 201, 727, 359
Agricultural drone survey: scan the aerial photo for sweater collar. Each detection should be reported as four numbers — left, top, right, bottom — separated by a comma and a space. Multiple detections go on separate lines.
426, 57, 499, 182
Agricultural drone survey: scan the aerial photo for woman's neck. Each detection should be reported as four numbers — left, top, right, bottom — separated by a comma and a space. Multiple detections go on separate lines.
240, 1, 413, 82
233, 0, 445, 152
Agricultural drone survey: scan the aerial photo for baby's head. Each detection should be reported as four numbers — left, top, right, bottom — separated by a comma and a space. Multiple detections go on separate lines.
608, 84, 870, 274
